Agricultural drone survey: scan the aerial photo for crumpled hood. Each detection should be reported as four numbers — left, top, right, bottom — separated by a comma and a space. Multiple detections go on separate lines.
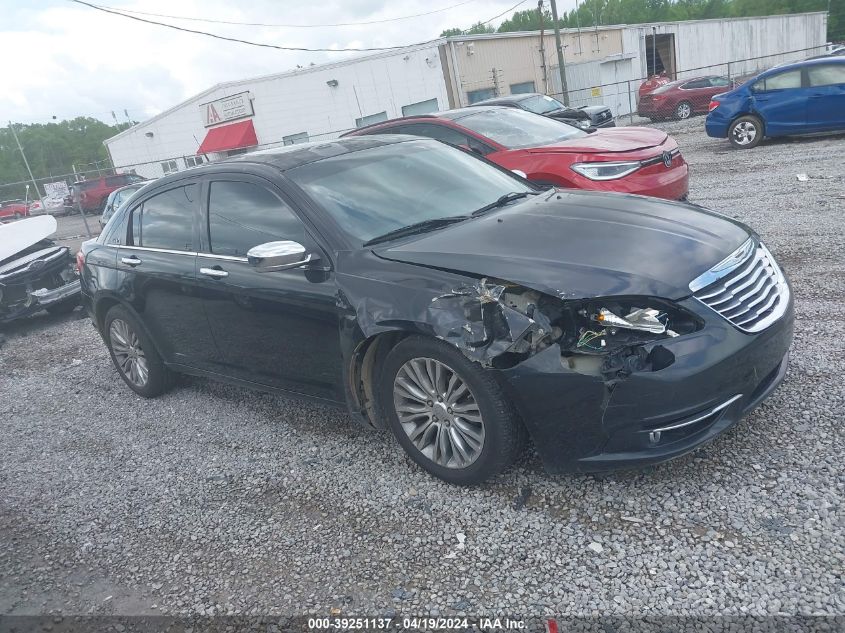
374, 191, 751, 301
529, 127, 668, 154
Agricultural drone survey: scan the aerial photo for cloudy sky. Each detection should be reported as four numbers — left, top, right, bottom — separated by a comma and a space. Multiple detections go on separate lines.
0, 0, 580, 126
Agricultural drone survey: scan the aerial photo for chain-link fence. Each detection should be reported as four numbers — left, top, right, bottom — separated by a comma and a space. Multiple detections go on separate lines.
548, 43, 832, 120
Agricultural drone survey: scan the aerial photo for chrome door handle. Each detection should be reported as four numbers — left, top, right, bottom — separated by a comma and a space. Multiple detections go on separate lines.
121, 256, 142, 266
200, 267, 229, 278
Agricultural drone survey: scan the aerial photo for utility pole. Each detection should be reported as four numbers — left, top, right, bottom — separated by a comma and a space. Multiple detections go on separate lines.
538, 0, 548, 93
8, 121, 42, 203
549, 0, 569, 105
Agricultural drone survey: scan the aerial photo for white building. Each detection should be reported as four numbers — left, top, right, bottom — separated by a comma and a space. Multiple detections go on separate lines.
105, 12, 828, 178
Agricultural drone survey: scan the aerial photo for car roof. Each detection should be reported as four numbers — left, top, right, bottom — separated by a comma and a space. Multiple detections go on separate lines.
762, 56, 845, 75
472, 94, 538, 106
345, 105, 509, 136
147, 136, 433, 188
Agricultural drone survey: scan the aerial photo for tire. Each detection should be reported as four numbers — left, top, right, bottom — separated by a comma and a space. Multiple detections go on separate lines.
674, 101, 692, 120
729, 115, 764, 149
104, 304, 174, 398
13, 212, 21, 220
45, 297, 78, 315
378, 335, 526, 485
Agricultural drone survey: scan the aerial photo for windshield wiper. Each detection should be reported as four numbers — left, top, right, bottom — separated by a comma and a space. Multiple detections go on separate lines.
363, 215, 469, 247
471, 191, 538, 217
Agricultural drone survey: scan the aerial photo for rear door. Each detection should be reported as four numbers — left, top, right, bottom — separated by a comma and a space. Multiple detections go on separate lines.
805, 63, 845, 130
117, 181, 221, 370
678, 78, 711, 112
195, 175, 343, 401
751, 68, 808, 135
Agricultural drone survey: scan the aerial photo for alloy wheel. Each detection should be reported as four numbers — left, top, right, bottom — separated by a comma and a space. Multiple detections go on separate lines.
393, 357, 485, 469
732, 121, 757, 146
109, 318, 149, 387
676, 102, 692, 119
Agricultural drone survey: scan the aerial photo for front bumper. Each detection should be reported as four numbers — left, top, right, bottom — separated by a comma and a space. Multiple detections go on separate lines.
0, 279, 81, 323
500, 293, 793, 473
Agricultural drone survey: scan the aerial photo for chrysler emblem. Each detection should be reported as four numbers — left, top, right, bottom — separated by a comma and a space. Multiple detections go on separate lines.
662, 151, 672, 168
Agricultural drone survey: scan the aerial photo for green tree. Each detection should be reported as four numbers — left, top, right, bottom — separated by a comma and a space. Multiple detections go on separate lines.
0, 117, 131, 200
440, 21, 495, 36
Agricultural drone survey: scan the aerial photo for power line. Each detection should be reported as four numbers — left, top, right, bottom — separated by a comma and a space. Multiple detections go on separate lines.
67, 0, 529, 52
67, 0, 429, 51
87, 0, 481, 28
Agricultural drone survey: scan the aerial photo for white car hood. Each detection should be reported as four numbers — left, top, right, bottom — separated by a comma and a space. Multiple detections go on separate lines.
0, 215, 58, 262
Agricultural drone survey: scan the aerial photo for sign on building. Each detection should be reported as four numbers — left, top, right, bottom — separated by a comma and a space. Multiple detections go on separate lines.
200, 91, 254, 127
43, 181, 70, 199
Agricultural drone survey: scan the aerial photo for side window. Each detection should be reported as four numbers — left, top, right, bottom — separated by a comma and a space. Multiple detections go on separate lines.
760, 70, 802, 91
207, 181, 308, 257
710, 76, 731, 87
402, 124, 494, 155
682, 79, 707, 89
808, 64, 845, 87
130, 185, 196, 251
105, 175, 125, 187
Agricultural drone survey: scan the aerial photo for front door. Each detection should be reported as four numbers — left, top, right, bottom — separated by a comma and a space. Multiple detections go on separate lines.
195, 176, 343, 401
806, 63, 845, 130
117, 182, 221, 370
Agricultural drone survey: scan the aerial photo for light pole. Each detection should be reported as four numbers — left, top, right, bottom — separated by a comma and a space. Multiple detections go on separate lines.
8, 121, 42, 205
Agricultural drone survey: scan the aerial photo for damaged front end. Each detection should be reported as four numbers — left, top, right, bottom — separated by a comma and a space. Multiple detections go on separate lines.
0, 241, 81, 323
429, 277, 700, 380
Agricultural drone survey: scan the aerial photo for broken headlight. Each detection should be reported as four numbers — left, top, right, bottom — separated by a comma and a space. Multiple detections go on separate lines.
559, 298, 702, 353
570, 160, 641, 181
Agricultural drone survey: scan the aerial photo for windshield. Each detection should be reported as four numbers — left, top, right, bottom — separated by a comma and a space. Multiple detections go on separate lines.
287, 139, 533, 244
517, 94, 566, 114
456, 108, 587, 149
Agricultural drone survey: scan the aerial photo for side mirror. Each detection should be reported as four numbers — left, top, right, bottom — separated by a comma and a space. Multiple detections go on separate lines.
511, 169, 528, 178
247, 240, 314, 272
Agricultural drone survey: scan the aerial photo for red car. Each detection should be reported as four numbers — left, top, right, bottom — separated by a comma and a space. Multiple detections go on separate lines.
638, 72, 672, 99
344, 106, 688, 201
638, 75, 736, 121
0, 200, 30, 220
72, 173, 146, 212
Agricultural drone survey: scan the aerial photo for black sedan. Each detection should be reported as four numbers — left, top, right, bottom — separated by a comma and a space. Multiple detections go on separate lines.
79, 136, 792, 485
471, 92, 616, 129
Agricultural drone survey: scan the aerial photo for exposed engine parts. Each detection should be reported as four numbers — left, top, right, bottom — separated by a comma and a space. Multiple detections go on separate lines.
431, 277, 701, 380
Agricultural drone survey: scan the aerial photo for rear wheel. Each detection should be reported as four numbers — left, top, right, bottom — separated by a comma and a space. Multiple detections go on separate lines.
674, 101, 692, 120
729, 115, 763, 149
379, 336, 526, 485
104, 304, 174, 397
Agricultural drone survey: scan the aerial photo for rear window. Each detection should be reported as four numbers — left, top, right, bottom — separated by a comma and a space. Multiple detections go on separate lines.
78, 181, 97, 191
455, 108, 586, 149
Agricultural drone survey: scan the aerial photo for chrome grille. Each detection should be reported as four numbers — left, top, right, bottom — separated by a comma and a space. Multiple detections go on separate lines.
690, 238, 789, 333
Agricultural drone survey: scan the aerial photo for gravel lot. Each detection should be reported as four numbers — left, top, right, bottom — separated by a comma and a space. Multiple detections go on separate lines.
1, 120, 843, 620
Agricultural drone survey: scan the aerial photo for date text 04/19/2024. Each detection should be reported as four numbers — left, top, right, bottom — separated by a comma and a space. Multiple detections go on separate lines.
306, 617, 528, 630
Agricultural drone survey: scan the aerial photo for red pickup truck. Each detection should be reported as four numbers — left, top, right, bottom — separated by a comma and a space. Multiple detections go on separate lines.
71, 174, 146, 212
0, 200, 30, 221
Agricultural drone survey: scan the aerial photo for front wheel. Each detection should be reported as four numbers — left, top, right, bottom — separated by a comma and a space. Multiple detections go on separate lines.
729, 115, 763, 149
379, 336, 526, 485
674, 101, 692, 120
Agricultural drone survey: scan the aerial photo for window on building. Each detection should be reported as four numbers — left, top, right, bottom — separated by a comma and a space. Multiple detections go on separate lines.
467, 88, 496, 104
401, 98, 439, 116
130, 185, 196, 251
207, 181, 308, 257
510, 81, 536, 95
161, 160, 179, 175
754, 69, 802, 91
184, 155, 205, 168
355, 111, 388, 128
808, 64, 845, 87
283, 132, 310, 146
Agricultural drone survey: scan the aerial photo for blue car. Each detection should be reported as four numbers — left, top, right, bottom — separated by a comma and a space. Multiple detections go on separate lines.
706, 57, 845, 148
